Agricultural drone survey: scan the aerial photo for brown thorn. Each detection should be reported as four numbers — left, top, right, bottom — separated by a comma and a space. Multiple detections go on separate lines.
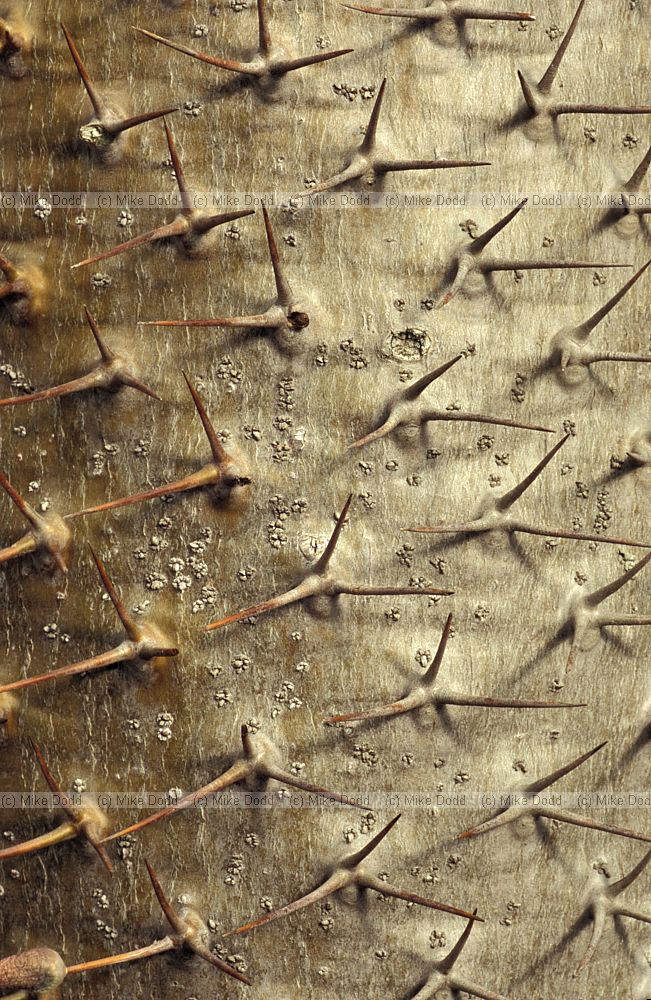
60, 21, 102, 116
538, 0, 585, 93
163, 120, 191, 213
345, 813, 402, 866
404, 354, 464, 401
496, 433, 569, 511
577, 258, 651, 337
145, 860, 184, 935
314, 494, 353, 572
275, 49, 355, 74
360, 78, 387, 155
262, 205, 292, 306
83, 306, 113, 361
132, 26, 260, 76
71, 217, 188, 270
625, 145, 651, 192
438, 911, 478, 974
89, 547, 136, 639
472, 198, 528, 252
0, 469, 39, 528
525, 741, 607, 795
109, 106, 180, 135
423, 613, 454, 684
182, 370, 229, 466
585, 552, 651, 608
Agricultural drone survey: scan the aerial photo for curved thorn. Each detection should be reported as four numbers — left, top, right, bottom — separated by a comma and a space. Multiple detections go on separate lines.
108, 106, 180, 135
133, 26, 262, 76
145, 860, 185, 935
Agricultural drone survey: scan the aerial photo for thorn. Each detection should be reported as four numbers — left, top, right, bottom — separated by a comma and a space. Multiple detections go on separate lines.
537, 0, 585, 93
496, 434, 570, 511
575, 259, 651, 337
585, 552, 651, 608
164, 119, 191, 213
227, 813, 479, 936
472, 199, 528, 252
133, 26, 257, 76
438, 911, 477, 975
145, 860, 185, 934
109, 106, 180, 135
257, 0, 271, 53
262, 205, 292, 307
89, 547, 136, 638
525, 741, 607, 795
70, 217, 188, 270
181, 371, 229, 466
60, 21, 102, 115
0, 469, 40, 529
314, 494, 354, 572
423, 612, 454, 684
360, 77, 387, 154
625, 145, 651, 193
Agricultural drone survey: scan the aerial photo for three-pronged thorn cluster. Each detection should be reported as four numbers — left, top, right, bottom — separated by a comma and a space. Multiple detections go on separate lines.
2, 2, 650, 999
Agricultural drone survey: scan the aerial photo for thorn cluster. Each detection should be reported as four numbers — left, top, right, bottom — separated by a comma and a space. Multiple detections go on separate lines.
348, 352, 553, 450
104, 724, 365, 844
550, 260, 651, 383
202, 494, 454, 633
0, 549, 178, 697
0, 470, 73, 573
134, 0, 353, 84
61, 23, 179, 164
563, 551, 651, 670
226, 814, 481, 936
68, 372, 250, 517
458, 741, 651, 844
71, 121, 254, 269
409, 912, 509, 1000
324, 613, 587, 726
516, 1, 651, 133
437, 199, 630, 307
574, 848, 651, 976
65, 861, 251, 985
140, 207, 311, 347
0, 739, 112, 871
0, 308, 159, 409
406, 434, 651, 550
296, 78, 490, 197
